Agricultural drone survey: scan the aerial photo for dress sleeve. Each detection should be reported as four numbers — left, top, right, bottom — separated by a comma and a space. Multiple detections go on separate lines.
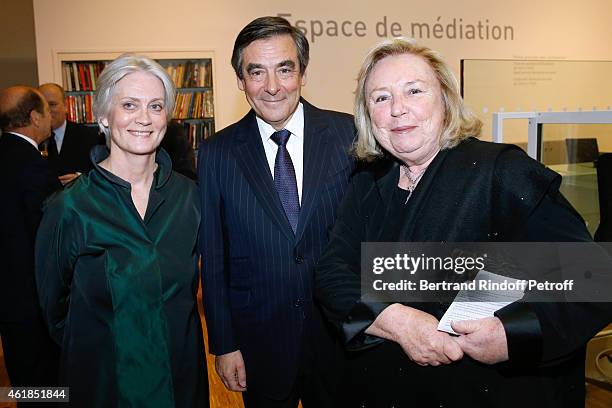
492, 148, 612, 366
35, 194, 81, 345
315, 172, 388, 350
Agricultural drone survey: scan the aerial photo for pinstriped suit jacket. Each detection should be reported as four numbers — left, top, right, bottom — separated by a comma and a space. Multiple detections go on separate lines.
198, 99, 355, 398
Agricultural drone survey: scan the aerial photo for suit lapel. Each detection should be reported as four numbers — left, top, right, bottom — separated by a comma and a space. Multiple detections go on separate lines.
232, 111, 295, 241
295, 101, 333, 242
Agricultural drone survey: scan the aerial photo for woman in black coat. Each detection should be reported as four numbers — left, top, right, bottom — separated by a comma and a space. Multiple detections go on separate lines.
314, 38, 611, 408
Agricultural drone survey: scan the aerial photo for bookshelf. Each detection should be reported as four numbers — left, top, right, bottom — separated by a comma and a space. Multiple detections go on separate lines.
53, 50, 216, 153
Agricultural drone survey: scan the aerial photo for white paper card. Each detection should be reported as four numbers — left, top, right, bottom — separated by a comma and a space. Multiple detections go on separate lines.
437, 270, 525, 334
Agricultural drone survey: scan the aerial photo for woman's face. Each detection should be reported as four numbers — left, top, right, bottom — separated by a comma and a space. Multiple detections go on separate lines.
365, 53, 445, 165
101, 71, 167, 157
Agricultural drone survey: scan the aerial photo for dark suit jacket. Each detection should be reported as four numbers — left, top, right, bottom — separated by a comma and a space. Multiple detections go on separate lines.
198, 100, 355, 398
315, 138, 612, 407
0, 132, 61, 322
160, 121, 197, 180
47, 121, 104, 176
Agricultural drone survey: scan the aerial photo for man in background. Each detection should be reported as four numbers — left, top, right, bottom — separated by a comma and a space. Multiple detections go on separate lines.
161, 121, 197, 180
199, 16, 355, 408
38, 83, 104, 185
0, 86, 61, 389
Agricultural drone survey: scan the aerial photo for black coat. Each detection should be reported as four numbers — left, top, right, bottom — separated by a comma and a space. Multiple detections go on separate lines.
315, 138, 612, 408
0, 132, 61, 322
47, 121, 104, 176
160, 121, 196, 180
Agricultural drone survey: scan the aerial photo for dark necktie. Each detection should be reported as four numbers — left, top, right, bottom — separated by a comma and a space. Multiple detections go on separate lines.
271, 129, 300, 234
47, 132, 59, 159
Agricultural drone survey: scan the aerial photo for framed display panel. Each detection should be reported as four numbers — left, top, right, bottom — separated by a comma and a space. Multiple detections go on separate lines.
461, 59, 612, 153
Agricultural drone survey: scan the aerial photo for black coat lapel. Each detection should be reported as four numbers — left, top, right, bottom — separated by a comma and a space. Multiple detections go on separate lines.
395, 148, 449, 240
371, 160, 401, 240
232, 111, 295, 241
370, 149, 450, 241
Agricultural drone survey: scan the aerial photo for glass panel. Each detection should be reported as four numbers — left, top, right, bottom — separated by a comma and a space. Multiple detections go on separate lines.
496, 119, 530, 152
541, 124, 612, 237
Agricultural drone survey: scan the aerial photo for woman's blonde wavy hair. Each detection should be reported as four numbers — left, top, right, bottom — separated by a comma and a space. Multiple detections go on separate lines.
353, 38, 482, 161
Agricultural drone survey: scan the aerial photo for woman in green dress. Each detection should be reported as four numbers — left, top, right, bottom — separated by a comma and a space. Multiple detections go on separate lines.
35, 54, 209, 407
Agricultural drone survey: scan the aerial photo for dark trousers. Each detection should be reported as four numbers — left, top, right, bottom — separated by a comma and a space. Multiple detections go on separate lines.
0, 316, 60, 387
242, 371, 337, 408
243, 306, 343, 408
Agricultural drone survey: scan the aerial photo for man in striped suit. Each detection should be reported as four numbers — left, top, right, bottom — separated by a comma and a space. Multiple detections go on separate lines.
198, 16, 355, 408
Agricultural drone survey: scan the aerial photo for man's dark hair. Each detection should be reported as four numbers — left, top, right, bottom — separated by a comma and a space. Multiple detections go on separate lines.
231, 16, 309, 79
0, 89, 45, 131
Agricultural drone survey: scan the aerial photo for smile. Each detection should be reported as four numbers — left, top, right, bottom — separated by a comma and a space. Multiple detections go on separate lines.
128, 130, 153, 136
391, 126, 417, 133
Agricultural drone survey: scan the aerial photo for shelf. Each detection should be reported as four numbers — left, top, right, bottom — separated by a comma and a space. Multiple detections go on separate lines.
176, 87, 213, 92
55, 50, 217, 151
176, 118, 215, 123
65, 86, 214, 95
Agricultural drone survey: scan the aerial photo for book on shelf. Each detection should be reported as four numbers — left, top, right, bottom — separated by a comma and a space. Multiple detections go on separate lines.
178, 120, 215, 150
89, 64, 97, 90
72, 62, 79, 91
164, 60, 212, 88
62, 61, 108, 91
173, 90, 214, 120
66, 94, 94, 124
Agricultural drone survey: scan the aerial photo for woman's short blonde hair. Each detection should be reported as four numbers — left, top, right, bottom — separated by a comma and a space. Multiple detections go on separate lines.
354, 38, 482, 161
93, 54, 176, 139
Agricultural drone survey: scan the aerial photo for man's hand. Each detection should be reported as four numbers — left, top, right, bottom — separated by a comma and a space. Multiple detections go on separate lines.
215, 350, 247, 392
58, 173, 80, 186
452, 317, 509, 364
366, 303, 463, 366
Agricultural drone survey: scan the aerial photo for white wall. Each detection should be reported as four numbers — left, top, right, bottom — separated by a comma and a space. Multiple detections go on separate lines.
33, 0, 612, 135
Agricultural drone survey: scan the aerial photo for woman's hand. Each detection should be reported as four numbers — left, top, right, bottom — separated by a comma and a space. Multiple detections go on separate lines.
366, 303, 463, 366
452, 317, 509, 364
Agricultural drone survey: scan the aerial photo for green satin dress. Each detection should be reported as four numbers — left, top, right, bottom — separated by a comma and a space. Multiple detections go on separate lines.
35, 146, 208, 407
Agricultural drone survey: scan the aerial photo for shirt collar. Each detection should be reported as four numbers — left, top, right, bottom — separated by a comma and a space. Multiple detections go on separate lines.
7, 131, 39, 150
256, 102, 304, 142
54, 120, 67, 142
90, 145, 173, 190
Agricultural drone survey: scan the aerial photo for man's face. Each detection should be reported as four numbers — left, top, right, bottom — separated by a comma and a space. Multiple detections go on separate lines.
39, 85, 67, 130
237, 34, 307, 131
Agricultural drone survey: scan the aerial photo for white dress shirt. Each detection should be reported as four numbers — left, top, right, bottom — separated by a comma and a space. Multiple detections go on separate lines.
53, 120, 67, 153
8, 131, 39, 150
256, 103, 305, 204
